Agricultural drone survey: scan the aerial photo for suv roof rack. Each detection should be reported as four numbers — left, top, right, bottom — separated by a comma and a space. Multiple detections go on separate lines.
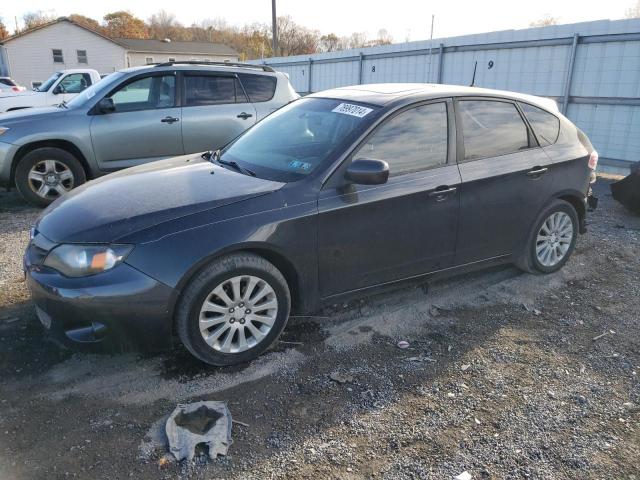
153, 61, 275, 72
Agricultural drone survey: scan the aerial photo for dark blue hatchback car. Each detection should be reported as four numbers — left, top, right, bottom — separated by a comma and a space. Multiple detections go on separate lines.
24, 84, 597, 366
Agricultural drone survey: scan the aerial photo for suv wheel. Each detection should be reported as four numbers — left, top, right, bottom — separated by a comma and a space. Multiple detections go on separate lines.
517, 199, 579, 274
176, 253, 291, 366
15, 147, 86, 207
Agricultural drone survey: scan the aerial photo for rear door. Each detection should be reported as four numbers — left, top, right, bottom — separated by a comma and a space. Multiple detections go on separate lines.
180, 72, 257, 153
90, 73, 183, 169
454, 98, 554, 265
318, 100, 460, 297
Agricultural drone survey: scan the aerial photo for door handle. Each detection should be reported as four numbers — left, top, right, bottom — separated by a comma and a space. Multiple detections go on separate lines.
161, 116, 179, 124
526, 166, 548, 176
237, 112, 253, 120
428, 186, 457, 200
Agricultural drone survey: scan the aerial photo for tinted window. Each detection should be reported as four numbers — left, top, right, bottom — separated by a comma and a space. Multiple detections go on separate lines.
184, 75, 245, 106
0, 78, 15, 86
520, 103, 560, 146
108, 75, 175, 112
221, 98, 378, 182
459, 100, 529, 160
353, 102, 448, 176
238, 73, 277, 102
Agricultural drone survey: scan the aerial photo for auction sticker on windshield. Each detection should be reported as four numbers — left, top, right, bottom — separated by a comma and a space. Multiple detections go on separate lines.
332, 103, 373, 117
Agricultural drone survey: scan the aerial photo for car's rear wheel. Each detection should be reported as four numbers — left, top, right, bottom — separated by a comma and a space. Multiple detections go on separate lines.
517, 199, 579, 274
175, 253, 291, 366
15, 147, 86, 207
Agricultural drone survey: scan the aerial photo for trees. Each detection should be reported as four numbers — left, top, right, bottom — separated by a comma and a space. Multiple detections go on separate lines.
103, 11, 148, 39
529, 15, 559, 27
0, 18, 9, 40
22, 11, 55, 30
68, 14, 102, 32
148, 10, 184, 40
626, 0, 640, 18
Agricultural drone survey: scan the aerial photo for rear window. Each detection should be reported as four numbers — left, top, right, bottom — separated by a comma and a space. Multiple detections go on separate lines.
0, 78, 16, 86
184, 75, 246, 106
519, 103, 560, 146
238, 73, 277, 102
458, 100, 530, 161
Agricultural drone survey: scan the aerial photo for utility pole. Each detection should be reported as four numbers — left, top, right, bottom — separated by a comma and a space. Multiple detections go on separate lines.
427, 15, 435, 83
271, 0, 278, 57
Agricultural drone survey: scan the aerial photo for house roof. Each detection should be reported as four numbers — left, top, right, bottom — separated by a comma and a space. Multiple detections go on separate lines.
0, 17, 238, 57
1, 17, 127, 47
114, 38, 238, 56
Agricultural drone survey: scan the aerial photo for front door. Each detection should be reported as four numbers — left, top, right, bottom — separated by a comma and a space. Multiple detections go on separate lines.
90, 73, 183, 170
454, 98, 554, 264
318, 100, 460, 297
180, 73, 257, 153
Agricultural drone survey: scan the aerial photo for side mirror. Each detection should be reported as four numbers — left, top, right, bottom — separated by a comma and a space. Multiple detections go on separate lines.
97, 97, 116, 114
52, 85, 62, 95
345, 158, 389, 185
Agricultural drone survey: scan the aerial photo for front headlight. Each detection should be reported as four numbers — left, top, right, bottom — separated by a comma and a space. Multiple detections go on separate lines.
43, 244, 133, 277
0, 127, 9, 137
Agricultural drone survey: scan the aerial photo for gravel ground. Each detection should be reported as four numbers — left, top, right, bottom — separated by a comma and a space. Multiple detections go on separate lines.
0, 178, 638, 480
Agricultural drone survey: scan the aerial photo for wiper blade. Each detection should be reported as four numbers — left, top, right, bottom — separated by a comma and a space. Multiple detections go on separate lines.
217, 157, 256, 177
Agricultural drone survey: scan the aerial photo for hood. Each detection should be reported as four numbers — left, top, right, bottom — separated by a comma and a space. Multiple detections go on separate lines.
0, 89, 39, 100
36, 154, 285, 243
0, 106, 66, 125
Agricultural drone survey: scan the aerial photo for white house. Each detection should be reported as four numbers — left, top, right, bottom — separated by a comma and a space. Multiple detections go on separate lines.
0, 17, 239, 88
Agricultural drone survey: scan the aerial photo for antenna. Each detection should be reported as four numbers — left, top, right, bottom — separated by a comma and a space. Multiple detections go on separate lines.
470, 61, 478, 87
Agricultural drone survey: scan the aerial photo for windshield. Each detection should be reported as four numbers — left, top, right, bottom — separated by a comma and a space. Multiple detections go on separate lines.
66, 72, 126, 108
35, 72, 63, 92
221, 98, 379, 182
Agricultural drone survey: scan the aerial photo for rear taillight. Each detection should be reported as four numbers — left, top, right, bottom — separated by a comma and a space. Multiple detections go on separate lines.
11, 86, 20, 92
588, 150, 598, 170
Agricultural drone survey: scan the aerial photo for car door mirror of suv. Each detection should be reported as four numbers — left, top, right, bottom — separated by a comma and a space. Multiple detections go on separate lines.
52, 85, 62, 95
96, 97, 116, 114
345, 158, 389, 185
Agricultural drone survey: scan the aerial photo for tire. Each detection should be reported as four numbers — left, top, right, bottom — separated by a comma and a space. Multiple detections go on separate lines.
516, 199, 579, 274
15, 147, 86, 208
175, 253, 291, 366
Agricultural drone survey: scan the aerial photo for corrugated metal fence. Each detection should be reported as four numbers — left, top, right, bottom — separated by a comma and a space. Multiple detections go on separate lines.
253, 19, 640, 169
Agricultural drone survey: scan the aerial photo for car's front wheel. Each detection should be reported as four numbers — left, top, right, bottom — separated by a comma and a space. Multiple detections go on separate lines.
15, 147, 86, 207
518, 199, 579, 274
175, 253, 291, 366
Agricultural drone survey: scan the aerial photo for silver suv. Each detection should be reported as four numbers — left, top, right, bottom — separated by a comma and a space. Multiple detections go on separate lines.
0, 62, 299, 206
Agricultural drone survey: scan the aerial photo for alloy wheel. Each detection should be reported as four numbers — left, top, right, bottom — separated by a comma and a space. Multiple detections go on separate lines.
198, 275, 278, 354
27, 160, 74, 199
535, 211, 573, 267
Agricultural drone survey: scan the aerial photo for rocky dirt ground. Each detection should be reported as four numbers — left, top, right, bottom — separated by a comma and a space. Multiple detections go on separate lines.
0, 179, 638, 480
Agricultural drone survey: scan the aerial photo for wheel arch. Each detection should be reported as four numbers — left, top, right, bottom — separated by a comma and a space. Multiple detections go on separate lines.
555, 190, 587, 234
11, 139, 91, 186
170, 243, 305, 326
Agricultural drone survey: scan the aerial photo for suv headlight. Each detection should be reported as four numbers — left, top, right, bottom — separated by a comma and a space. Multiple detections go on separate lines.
43, 244, 133, 277
0, 127, 9, 137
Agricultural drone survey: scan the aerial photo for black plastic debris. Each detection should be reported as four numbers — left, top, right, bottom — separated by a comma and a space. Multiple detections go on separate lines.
611, 166, 640, 214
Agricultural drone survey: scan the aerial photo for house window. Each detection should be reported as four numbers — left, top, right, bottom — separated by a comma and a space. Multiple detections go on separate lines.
203, 58, 211, 62
77, 50, 88, 64
168, 57, 176, 62
145, 57, 154, 64
52, 49, 64, 63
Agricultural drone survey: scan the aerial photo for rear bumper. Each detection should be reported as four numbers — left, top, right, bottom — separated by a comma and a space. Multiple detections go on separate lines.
25, 261, 176, 350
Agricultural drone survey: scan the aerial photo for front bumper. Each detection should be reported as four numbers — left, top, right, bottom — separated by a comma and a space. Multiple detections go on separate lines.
0, 140, 17, 188
25, 257, 176, 350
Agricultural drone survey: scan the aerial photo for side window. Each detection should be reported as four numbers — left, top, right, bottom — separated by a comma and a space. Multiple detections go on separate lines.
59, 73, 92, 94
458, 100, 530, 161
353, 102, 448, 177
108, 75, 176, 112
519, 103, 560, 146
184, 75, 245, 106
238, 73, 277, 102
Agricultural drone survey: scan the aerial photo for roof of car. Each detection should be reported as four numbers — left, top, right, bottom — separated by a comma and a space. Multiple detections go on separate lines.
308, 83, 559, 112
